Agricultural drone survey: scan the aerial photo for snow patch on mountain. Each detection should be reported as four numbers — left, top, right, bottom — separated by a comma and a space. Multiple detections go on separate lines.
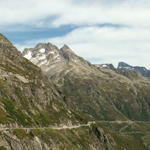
39, 48, 45, 53
24, 51, 32, 60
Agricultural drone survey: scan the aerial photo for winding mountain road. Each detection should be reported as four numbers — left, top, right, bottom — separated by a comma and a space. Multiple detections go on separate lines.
0, 120, 150, 131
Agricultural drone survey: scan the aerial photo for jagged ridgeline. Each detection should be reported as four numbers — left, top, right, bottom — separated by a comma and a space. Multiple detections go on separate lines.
0, 33, 150, 150
23, 42, 150, 121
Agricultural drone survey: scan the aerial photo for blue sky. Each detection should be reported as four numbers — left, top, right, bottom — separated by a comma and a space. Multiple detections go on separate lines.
2, 25, 76, 44
1, 0, 150, 68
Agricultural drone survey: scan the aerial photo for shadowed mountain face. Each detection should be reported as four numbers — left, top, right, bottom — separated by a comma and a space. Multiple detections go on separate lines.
23, 43, 150, 122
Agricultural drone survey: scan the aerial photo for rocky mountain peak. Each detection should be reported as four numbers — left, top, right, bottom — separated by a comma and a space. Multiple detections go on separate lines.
118, 62, 132, 69
23, 43, 66, 76
23, 43, 61, 62
23, 42, 94, 86
23, 43, 59, 56
35, 43, 59, 52
60, 45, 82, 63
23, 43, 88, 71
0, 33, 23, 65
61, 44, 74, 53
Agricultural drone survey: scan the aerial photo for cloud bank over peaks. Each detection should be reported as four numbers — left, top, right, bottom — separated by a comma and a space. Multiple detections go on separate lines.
16, 25, 150, 69
0, 0, 150, 28
1, 0, 150, 68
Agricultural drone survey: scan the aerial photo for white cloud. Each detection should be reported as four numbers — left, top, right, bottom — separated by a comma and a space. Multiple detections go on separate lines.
0, 0, 69, 26
51, 2, 150, 28
16, 26, 150, 69
49, 26, 150, 68
0, 0, 150, 28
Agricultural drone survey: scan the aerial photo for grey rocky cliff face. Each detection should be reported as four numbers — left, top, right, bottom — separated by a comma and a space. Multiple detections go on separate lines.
23, 43, 90, 68
22, 43, 93, 86
23, 43, 65, 70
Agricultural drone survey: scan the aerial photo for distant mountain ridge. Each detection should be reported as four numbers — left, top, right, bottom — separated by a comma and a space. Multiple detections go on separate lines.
117, 62, 150, 77
95, 62, 150, 78
95, 64, 116, 70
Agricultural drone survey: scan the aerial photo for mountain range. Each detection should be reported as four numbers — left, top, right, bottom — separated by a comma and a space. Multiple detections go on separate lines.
0, 33, 150, 150
96, 62, 150, 78
23, 43, 150, 121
